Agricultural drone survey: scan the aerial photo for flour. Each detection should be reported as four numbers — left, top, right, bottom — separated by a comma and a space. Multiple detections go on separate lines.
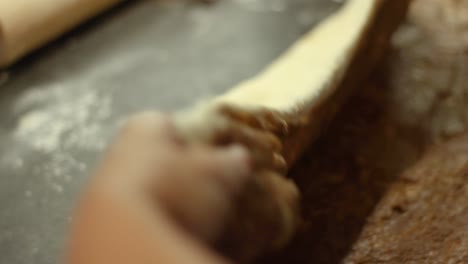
3, 49, 161, 194
16, 110, 67, 153
14, 87, 112, 153
10, 76, 114, 193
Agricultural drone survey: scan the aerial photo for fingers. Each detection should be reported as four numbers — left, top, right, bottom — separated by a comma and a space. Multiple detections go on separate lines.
119, 111, 182, 147
219, 170, 300, 259
105, 111, 295, 247
213, 119, 282, 152
89, 111, 258, 248
218, 105, 289, 135
94, 112, 179, 187
207, 145, 252, 193
156, 168, 232, 242
209, 118, 286, 173
150, 143, 253, 242
177, 144, 253, 240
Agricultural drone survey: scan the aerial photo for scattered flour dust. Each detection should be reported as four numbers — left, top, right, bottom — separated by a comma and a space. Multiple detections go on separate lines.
5, 50, 158, 194
14, 87, 111, 153
10, 80, 114, 194
11, 49, 154, 155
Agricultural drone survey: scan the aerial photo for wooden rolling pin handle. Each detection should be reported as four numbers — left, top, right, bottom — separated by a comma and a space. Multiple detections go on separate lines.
0, 0, 123, 67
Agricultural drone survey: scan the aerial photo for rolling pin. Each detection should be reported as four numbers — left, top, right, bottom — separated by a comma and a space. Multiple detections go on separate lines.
0, 0, 123, 67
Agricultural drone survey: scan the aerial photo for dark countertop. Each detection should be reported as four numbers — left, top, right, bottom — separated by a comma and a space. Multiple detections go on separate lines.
0, 1, 340, 263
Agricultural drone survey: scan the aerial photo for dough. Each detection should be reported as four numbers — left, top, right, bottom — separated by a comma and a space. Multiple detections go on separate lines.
174, 0, 411, 261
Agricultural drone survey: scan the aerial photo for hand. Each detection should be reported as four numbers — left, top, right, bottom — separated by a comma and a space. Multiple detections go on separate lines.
66, 112, 252, 264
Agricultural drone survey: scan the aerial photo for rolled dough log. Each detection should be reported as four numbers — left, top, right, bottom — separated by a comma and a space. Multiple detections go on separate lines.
0, 0, 123, 67
174, 0, 410, 261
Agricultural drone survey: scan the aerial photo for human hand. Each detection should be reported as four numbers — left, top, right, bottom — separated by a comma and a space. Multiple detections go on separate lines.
66, 112, 252, 264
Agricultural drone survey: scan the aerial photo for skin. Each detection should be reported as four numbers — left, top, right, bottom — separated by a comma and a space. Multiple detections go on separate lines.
66, 112, 252, 264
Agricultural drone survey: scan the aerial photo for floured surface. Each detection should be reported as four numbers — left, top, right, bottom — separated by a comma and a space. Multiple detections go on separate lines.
0, 1, 342, 264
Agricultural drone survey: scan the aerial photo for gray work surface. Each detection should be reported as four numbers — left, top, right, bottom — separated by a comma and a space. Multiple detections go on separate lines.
0, 1, 340, 263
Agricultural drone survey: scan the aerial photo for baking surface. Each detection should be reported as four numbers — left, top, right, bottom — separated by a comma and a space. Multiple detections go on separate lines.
0, 1, 342, 263
5, 1, 465, 263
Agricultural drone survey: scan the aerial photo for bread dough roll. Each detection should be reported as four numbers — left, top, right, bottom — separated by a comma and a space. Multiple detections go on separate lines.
174, 0, 411, 261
